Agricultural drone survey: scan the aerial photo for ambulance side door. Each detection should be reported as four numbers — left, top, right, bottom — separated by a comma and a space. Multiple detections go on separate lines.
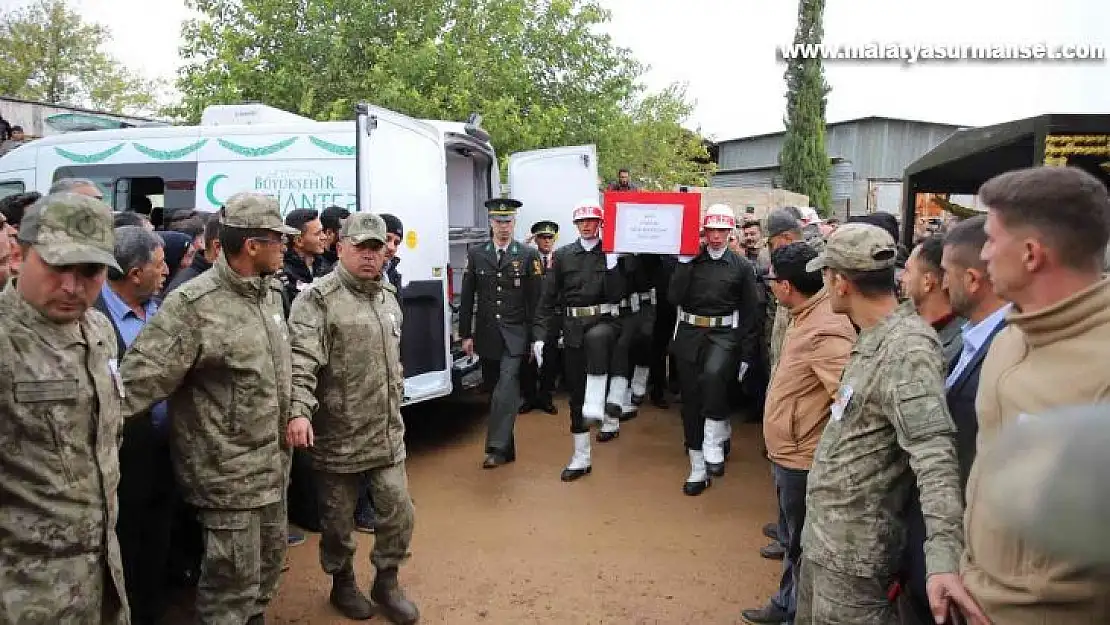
356, 103, 452, 405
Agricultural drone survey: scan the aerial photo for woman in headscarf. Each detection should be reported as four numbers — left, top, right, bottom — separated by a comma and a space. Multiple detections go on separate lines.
158, 230, 197, 302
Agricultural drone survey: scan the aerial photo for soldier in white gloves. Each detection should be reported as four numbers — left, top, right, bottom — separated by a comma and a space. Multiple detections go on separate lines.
531, 200, 625, 481
668, 204, 761, 495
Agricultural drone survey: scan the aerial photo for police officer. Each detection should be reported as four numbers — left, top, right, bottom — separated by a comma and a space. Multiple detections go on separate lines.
459, 198, 543, 469
532, 199, 624, 481
287, 213, 419, 624
0, 193, 129, 623
797, 223, 980, 624
118, 192, 296, 624
669, 204, 760, 496
520, 220, 561, 415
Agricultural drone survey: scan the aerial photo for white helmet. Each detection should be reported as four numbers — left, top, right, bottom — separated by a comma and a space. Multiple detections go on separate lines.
703, 204, 736, 230
572, 199, 604, 222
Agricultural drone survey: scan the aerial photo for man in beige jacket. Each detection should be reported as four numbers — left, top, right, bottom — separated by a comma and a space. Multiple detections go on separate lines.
741, 242, 856, 625
963, 165, 1110, 624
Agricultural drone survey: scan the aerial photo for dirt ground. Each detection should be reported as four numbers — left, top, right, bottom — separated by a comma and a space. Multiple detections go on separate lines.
172, 394, 782, 624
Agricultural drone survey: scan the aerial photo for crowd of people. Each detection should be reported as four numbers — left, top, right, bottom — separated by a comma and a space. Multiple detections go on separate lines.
1, 163, 1109, 625
1, 181, 417, 624
455, 165, 1110, 625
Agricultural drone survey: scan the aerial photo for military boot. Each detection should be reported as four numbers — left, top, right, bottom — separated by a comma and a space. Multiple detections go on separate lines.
371, 567, 420, 625
330, 566, 374, 620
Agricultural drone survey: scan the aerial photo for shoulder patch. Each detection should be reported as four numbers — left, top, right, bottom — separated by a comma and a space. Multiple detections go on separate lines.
177, 272, 220, 303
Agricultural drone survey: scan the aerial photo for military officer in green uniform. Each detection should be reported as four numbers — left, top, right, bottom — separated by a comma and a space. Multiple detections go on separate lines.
520, 220, 561, 415
459, 198, 544, 469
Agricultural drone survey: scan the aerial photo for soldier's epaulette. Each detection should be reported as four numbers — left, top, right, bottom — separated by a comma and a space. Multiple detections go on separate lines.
176, 271, 221, 303
313, 273, 343, 298
84, 308, 117, 346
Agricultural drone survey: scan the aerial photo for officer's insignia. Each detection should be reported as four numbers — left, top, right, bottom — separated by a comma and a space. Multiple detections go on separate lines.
512, 260, 520, 270
533, 259, 542, 274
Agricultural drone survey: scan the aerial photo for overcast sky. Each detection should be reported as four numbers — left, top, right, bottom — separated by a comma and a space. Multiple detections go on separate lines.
10, 0, 1109, 141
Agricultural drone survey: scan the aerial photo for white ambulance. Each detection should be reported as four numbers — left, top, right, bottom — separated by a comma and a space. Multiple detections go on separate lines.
0, 102, 601, 406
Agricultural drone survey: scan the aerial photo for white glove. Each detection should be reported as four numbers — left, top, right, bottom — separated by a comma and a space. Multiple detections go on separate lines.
737, 361, 750, 382
605, 253, 619, 269
677, 255, 695, 263
532, 341, 544, 367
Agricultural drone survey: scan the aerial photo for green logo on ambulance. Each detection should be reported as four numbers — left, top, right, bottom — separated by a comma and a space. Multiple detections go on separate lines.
205, 169, 356, 215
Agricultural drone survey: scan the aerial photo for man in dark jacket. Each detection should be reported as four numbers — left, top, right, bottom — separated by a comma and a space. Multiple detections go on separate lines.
380, 213, 404, 291
279, 209, 332, 315
319, 206, 350, 267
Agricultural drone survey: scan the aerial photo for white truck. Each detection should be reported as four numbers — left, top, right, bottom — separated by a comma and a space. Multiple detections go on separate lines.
0, 102, 601, 406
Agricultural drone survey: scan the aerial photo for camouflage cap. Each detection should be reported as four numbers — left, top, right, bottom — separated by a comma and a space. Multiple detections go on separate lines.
220, 192, 298, 235
341, 212, 388, 245
806, 222, 896, 273
16, 192, 121, 272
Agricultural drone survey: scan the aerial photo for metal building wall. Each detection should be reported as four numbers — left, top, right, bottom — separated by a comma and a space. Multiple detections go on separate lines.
716, 117, 964, 180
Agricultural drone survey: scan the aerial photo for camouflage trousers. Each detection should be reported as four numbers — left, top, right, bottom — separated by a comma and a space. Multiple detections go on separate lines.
315, 462, 415, 575
195, 501, 287, 625
795, 557, 899, 625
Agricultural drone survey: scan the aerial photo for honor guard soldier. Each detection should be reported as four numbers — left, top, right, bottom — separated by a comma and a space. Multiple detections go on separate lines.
532, 199, 625, 481
600, 253, 658, 438
669, 204, 760, 495
459, 198, 543, 469
520, 220, 562, 414
626, 253, 663, 406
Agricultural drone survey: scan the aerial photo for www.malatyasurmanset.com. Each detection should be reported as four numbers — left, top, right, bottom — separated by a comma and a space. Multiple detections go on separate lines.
777, 42, 1107, 63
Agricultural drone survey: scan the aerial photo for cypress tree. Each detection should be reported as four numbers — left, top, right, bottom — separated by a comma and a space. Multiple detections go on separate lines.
779, 0, 833, 214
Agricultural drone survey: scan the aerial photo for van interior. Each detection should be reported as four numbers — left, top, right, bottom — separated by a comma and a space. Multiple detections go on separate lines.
444, 139, 495, 306
53, 162, 199, 229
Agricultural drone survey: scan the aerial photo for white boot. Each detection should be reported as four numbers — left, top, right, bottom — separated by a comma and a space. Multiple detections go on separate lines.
721, 419, 733, 460
620, 387, 637, 420
561, 432, 592, 481
605, 375, 628, 415
703, 420, 727, 477
630, 366, 650, 401
598, 412, 621, 442
683, 450, 710, 496
582, 374, 607, 424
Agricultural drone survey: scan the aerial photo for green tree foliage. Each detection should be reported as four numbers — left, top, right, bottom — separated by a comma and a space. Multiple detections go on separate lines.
172, 0, 713, 188
779, 0, 832, 212
0, 0, 163, 115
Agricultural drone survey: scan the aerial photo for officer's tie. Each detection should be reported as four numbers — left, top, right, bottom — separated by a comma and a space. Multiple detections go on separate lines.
497, 249, 505, 267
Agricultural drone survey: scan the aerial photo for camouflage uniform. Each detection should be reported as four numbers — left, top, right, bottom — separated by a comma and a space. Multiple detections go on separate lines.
797, 224, 964, 625
118, 193, 297, 625
289, 213, 418, 623
0, 194, 129, 623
